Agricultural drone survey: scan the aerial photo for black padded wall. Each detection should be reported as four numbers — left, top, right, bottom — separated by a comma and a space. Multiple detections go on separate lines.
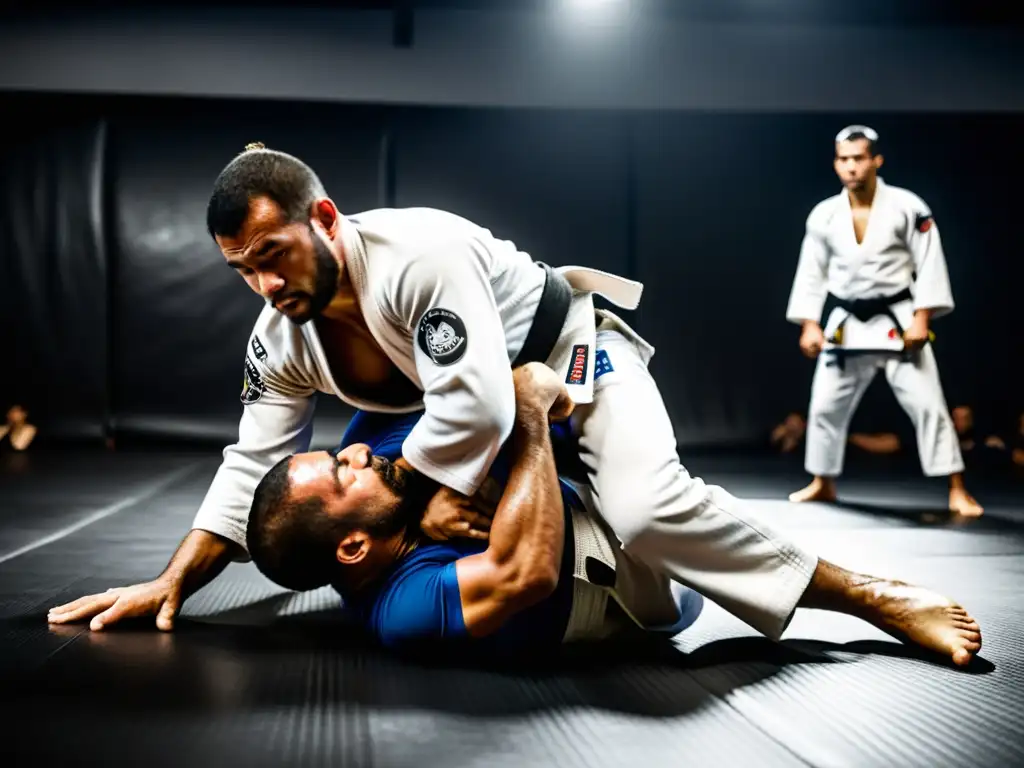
0, 96, 109, 439
2, 91, 1021, 448
107, 99, 386, 443
633, 112, 1023, 446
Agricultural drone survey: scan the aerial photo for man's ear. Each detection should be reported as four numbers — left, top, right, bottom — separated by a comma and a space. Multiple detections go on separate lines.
336, 532, 371, 565
312, 198, 339, 237
874, 153, 884, 170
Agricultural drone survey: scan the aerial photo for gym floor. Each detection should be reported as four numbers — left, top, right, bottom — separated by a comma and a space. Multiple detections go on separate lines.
1, 446, 1022, 768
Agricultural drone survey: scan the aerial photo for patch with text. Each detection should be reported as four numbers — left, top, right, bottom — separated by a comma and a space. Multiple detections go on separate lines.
251, 335, 268, 362
565, 344, 589, 385
417, 308, 468, 366
240, 357, 266, 404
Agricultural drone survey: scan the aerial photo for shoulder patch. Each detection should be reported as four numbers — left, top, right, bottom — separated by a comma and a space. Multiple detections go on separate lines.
251, 335, 268, 362
240, 357, 266, 404
417, 308, 468, 366
914, 212, 933, 233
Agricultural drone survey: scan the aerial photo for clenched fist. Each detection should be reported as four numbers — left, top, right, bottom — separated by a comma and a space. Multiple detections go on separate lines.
799, 322, 825, 359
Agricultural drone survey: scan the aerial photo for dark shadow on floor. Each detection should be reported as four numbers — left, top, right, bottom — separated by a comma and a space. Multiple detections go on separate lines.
832, 499, 1022, 531
0, 608, 993, 730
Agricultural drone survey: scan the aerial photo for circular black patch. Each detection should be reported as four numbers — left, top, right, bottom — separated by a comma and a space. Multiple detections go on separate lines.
417, 308, 468, 367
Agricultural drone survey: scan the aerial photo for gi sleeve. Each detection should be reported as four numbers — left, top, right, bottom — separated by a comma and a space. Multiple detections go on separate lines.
905, 203, 955, 319
785, 209, 831, 325
388, 244, 516, 497
191, 341, 316, 558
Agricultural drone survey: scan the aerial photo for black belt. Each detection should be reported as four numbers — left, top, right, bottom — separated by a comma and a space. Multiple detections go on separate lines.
512, 263, 573, 367
832, 286, 913, 328
826, 287, 916, 369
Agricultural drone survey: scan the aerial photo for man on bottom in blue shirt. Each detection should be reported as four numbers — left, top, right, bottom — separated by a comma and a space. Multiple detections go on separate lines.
246, 363, 982, 666
246, 363, 704, 654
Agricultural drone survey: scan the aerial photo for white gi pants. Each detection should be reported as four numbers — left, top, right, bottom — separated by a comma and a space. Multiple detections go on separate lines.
804, 346, 964, 478
569, 326, 818, 641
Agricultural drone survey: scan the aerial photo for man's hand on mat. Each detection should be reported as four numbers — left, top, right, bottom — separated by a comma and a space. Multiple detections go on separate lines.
47, 578, 182, 632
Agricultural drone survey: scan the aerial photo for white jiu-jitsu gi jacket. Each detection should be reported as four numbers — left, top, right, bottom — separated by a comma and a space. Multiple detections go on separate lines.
193, 207, 647, 554
785, 177, 955, 351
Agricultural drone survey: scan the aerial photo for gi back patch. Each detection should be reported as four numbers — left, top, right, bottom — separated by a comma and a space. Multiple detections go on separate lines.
240, 357, 266, 404
566, 344, 589, 385
417, 308, 467, 366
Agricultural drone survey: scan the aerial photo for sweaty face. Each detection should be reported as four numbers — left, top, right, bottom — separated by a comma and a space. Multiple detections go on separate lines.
217, 196, 340, 325
834, 138, 880, 191
287, 444, 414, 533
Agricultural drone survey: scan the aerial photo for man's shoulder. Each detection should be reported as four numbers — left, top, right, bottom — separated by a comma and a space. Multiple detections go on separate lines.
390, 540, 485, 577
351, 206, 480, 232
248, 304, 304, 354
807, 193, 844, 228
883, 182, 931, 215
358, 212, 499, 321
372, 541, 483, 612
354, 208, 496, 269
354, 541, 484, 646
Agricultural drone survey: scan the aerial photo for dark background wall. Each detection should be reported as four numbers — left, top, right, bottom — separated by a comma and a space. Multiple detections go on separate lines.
2, 2, 1022, 450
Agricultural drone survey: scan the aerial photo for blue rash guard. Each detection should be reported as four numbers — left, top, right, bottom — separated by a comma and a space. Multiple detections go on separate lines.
334, 410, 577, 655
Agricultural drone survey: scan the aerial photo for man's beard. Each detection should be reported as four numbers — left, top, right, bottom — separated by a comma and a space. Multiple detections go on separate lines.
282, 227, 339, 325
366, 455, 423, 537
370, 455, 410, 497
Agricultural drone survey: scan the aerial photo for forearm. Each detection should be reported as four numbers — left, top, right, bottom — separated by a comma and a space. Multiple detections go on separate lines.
909, 224, 955, 317
486, 401, 564, 587
158, 529, 240, 599
786, 233, 829, 324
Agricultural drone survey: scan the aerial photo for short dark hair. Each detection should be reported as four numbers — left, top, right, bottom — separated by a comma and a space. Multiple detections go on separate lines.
206, 142, 327, 239
246, 455, 352, 591
835, 124, 880, 157
246, 454, 419, 592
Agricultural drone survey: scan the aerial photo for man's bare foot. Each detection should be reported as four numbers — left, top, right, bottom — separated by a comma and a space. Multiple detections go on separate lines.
789, 476, 837, 503
800, 560, 982, 667
849, 579, 982, 666
949, 488, 983, 518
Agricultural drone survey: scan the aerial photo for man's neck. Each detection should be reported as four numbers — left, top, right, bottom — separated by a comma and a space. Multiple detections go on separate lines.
319, 273, 361, 323
335, 529, 421, 596
319, 220, 364, 323
847, 177, 877, 209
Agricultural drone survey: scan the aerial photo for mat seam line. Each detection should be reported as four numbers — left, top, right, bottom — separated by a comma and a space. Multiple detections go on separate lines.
683, 670, 818, 767
0, 461, 203, 565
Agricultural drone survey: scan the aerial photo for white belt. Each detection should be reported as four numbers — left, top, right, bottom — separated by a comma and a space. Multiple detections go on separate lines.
561, 487, 622, 643
558, 266, 644, 311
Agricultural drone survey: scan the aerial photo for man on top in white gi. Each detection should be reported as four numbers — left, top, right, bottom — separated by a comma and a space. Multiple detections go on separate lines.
48, 143, 983, 667
786, 126, 983, 518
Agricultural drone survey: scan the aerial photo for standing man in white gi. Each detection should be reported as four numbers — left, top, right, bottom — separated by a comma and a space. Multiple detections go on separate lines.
786, 125, 983, 517
48, 143, 982, 667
